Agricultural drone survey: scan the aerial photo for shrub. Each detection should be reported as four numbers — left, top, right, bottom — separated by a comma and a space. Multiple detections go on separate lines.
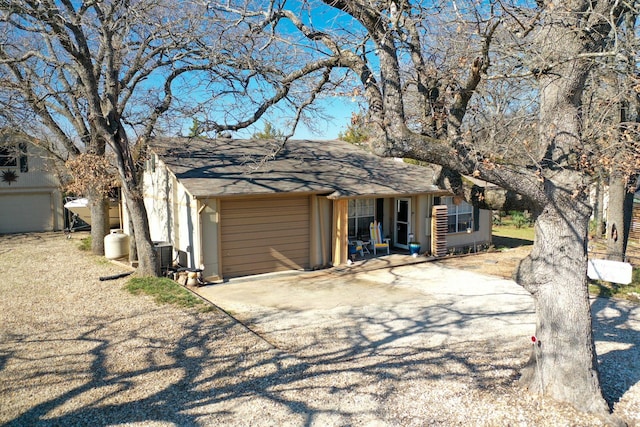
509, 211, 529, 229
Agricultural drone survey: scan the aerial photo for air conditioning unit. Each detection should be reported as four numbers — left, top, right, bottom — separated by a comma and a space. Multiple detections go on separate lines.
153, 241, 173, 276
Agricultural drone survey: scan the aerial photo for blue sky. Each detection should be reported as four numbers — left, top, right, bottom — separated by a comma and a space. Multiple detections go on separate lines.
239, 1, 364, 141
265, 97, 359, 140
214, 95, 358, 140
168, 1, 365, 141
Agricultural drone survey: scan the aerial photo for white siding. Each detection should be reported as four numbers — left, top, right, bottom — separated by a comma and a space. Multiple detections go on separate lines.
0, 141, 63, 234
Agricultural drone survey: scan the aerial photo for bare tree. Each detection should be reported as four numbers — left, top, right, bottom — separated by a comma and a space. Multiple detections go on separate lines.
581, 10, 640, 261
228, 0, 640, 414
0, 0, 354, 275
0, 0, 243, 274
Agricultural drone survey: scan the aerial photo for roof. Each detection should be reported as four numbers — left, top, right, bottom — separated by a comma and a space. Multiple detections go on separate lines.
149, 137, 450, 199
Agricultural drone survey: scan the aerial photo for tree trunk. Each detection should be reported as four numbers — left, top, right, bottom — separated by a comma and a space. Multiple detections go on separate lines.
104, 120, 158, 276
121, 184, 157, 277
513, 1, 614, 410
127, 213, 138, 265
88, 190, 109, 255
516, 200, 609, 414
606, 172, 626, 261
593, 176, 605, 239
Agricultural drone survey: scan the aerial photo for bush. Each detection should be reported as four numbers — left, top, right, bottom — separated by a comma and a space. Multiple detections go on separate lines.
509, 211, 529, 229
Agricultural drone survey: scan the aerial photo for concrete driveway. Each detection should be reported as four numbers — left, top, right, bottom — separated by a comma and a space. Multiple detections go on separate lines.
195, 255, 537, 355
194, 255, 640, 420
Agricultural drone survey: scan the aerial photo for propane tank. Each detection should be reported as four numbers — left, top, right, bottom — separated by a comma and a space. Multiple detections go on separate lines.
104, 229, 129, 259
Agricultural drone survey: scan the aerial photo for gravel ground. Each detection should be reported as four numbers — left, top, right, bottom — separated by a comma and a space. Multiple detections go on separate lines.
0, 232, 638, 426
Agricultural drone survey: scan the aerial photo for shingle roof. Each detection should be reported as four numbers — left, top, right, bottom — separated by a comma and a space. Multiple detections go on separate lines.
149, 137, 449, 199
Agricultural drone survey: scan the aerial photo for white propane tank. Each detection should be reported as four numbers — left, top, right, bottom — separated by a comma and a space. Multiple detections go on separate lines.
104, 229, 129, 259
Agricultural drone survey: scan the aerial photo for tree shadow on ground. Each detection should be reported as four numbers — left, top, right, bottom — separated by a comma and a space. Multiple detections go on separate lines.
2, 296, 534, 426
591, 297, 640, 407
492, 235, 533, 248
2, 262, 638, 426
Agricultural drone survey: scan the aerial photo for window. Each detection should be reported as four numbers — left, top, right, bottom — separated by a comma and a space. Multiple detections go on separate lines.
0, 147, 17, 167
444, 196, 473, 233
348, 198, 375, 240
0, 143, 28, 172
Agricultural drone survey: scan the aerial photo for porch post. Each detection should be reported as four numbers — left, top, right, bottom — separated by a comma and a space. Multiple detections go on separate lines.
332, 199, 349, 266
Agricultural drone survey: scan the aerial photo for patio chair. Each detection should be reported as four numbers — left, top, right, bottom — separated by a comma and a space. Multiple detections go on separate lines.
369, 221, 390, 255
349, 240, 365, 259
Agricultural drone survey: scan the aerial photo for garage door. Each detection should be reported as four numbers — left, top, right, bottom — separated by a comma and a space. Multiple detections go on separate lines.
0, 193, 53, 234
221, 196, 310, 278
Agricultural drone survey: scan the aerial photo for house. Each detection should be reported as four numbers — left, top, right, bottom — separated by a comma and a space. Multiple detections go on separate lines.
0, 132, 64, 234
139, 137, 492, 280
631, 190, 640, 242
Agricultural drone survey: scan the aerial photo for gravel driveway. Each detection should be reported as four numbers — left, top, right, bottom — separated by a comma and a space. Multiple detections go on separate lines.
1, 232, 639, 426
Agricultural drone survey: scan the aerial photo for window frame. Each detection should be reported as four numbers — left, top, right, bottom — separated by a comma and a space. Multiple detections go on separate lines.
443, 196, 474, 233
0, 147, 18, 167
348, 198, 375, 240
0, 143, 28, 172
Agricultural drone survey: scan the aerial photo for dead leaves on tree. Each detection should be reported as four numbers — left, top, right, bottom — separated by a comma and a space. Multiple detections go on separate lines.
65, 153, 119, 197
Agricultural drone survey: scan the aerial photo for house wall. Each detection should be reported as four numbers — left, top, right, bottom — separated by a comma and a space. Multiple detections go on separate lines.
0, 140, 63, 233
333, 194, 437, 262
142, 156, 200, 272
142, 157, 172, 242
445, 209, 492, 252
198, 199, 220, 281
144, 159, 325, 280
413, 199, 493, 256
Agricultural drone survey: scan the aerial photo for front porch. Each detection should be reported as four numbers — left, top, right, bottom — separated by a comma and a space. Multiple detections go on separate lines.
340, 246, 435, 272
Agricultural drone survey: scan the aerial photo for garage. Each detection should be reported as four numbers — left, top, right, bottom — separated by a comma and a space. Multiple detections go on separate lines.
0, 192, 54, 234
220, 196, 310, 278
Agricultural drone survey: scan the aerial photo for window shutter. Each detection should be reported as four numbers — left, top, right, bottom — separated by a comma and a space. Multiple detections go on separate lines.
473, 205, 480, 231
19, 143, 28, 172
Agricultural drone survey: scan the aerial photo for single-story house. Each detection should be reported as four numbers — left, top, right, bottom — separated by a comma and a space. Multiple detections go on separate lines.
0, 132, 64, 234
138, 137, 492, 281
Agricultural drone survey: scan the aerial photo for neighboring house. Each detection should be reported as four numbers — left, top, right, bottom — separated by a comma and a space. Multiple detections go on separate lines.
140, 137, 492, 281
631, 190, 640, 242
0, 132, 64, 234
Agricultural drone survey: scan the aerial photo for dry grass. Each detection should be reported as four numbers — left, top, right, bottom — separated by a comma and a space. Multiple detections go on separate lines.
0, 232, 638, 426
435, 244, 533, 279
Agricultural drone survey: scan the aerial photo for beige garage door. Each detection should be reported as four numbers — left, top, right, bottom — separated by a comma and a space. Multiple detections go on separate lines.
221, 196, 310, 278
0, 193, 53, 234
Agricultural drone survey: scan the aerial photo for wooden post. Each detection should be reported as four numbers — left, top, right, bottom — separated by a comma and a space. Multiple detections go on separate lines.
332, 199, 349, 265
